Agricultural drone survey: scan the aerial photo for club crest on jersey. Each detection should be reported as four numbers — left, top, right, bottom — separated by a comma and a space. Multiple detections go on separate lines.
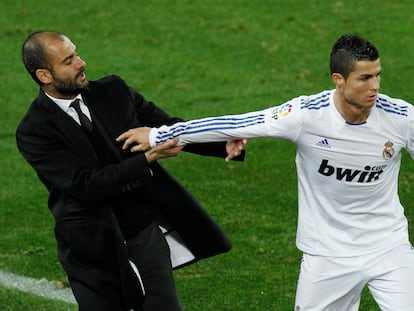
382, 141, 394, 160
271, 103, 293, 120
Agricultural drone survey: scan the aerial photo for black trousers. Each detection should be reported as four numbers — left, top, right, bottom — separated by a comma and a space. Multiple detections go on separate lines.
70, 223, 183, 311
127, 223, 183, 311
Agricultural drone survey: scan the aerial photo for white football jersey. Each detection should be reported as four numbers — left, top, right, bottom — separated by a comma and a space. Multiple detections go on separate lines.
150, 90, 414, 256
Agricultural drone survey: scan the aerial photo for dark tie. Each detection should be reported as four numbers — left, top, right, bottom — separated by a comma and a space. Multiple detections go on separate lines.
70, 99, 93, 132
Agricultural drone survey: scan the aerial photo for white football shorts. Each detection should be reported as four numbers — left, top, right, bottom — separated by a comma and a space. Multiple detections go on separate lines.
293, 244, 414, 311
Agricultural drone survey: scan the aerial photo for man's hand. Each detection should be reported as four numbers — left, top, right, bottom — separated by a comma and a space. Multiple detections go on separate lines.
116, 127, 152, 152
225, 138, 247, 162
144, 137, 185, 163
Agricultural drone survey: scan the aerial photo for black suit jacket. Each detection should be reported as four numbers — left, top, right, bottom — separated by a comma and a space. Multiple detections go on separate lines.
16, 75, 242, 306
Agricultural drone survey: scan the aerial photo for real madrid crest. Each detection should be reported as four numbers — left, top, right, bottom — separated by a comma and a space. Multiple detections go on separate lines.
382, 141, 394, 160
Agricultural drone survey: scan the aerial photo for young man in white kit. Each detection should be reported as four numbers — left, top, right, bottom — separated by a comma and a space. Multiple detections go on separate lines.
117, 34, 414, 310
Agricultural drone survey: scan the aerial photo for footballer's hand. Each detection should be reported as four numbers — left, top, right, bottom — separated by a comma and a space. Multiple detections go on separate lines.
225, 138, 247, 162
144, 138, 184, 163
116, 127, 151, 152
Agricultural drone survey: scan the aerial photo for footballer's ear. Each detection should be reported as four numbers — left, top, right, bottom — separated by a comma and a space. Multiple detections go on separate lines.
35, 68, 53, 84
332, 73, 345, 88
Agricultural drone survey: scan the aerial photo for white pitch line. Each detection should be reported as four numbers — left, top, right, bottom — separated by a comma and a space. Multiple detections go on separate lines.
0, 269, 76, 305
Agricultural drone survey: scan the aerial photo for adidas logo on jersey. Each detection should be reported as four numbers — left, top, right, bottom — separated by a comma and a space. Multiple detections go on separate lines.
316, 138, 331, 148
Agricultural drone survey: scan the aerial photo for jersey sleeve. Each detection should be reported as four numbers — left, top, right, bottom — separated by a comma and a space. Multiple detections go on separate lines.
406, 103, 414, 158
149, 99, 302, 146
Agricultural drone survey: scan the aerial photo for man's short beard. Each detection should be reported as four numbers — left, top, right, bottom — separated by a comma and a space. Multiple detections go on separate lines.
50, 70, 89, 97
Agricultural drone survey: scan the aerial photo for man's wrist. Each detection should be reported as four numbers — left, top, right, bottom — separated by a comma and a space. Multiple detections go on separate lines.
149, 127, 157, 147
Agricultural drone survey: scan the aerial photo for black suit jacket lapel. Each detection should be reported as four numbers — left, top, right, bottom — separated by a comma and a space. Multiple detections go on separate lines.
83, 85, 127, 140
82, 87, 126, 162
37, 91, 99, 161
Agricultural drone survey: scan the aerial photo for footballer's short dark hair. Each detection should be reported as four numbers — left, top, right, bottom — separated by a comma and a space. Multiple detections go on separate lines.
330, 34, 379, 79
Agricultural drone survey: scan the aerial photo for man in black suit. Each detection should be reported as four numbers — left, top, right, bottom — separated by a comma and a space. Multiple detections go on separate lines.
16, 30, 246, 311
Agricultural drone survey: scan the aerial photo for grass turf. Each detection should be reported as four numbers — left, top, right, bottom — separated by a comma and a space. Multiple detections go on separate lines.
1, 0, 414, 310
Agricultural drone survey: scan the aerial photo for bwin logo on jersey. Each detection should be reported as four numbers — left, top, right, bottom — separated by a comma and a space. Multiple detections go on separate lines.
318, 159, 386, 183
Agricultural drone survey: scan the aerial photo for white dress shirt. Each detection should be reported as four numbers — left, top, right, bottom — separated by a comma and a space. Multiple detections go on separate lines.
45, 92, 92, 125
